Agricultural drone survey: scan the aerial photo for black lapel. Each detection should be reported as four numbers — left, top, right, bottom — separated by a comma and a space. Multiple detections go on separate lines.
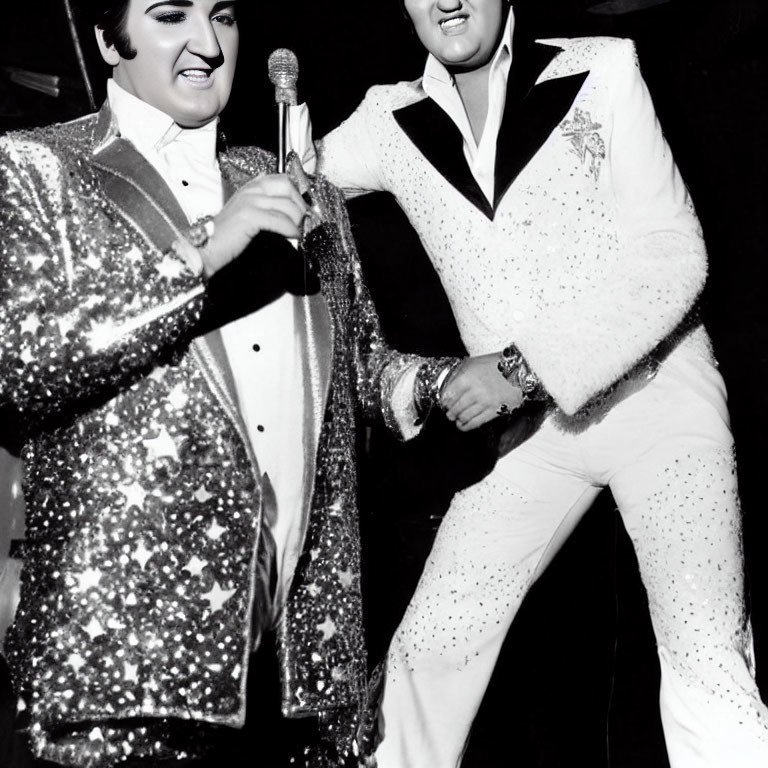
494, 40, 589, 207
393, 96, 494, 220
392, 39, 589, 220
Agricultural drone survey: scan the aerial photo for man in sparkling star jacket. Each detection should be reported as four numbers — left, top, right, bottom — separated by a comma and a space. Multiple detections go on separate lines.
0, 1, 424, 766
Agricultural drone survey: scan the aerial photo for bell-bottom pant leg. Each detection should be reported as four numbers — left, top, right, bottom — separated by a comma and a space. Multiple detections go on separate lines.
607, 355, 768, 768
374, 424, 601, 768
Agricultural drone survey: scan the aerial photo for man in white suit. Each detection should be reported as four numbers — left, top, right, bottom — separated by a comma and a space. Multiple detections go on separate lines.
313, 1, 768, 765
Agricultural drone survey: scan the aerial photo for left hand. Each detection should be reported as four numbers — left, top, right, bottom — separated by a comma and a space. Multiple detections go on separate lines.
440, 353, 524, 431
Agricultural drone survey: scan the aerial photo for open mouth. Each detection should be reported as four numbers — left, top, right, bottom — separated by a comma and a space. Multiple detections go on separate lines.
179, 69, 214, 83
439, 14, 469, 32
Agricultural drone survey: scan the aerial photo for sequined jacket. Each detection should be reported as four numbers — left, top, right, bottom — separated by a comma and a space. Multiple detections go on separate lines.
319, 36, 709, 416
0, 103, 415, 765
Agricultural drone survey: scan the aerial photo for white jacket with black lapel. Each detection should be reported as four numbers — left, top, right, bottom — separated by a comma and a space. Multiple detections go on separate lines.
319, 32, 709, 417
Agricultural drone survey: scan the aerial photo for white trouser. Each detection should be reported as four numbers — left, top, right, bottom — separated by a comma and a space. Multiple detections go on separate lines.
375, 340, 768, 768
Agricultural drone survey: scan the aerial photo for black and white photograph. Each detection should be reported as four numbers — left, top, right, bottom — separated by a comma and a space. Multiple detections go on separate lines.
1, 1, 767, 766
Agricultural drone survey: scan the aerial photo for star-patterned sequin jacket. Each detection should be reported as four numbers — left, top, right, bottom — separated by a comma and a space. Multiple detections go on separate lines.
0, 102, 418, 766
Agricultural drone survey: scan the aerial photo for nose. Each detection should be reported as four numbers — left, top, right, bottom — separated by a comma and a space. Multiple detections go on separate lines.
187, 16, 222, 61
436, 0, 463, 10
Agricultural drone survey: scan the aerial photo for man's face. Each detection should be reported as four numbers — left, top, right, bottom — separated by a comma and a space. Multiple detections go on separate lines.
97, 0, 239, 127
404, 0, 505, 72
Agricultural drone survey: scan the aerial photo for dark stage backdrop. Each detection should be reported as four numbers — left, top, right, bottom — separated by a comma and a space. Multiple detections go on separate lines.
1, 1, 767, 766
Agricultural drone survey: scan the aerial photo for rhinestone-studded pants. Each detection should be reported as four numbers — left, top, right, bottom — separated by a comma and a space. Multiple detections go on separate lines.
375, 343, 768, 768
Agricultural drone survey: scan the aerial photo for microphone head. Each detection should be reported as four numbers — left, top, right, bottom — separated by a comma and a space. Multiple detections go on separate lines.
268, 48, 299, 105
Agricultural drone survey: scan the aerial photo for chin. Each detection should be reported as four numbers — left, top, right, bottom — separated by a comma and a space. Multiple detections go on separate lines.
440, 52, 483, 70
174, 102, 223, 128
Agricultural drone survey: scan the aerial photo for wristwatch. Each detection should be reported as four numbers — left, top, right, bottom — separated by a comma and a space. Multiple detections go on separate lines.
497, 344, 545, 402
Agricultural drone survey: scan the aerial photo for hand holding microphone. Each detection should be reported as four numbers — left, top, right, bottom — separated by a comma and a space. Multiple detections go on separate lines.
194, 49, 307, 276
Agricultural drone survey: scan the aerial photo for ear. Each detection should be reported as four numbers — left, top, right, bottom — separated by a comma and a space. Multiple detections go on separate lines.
94, 25, 121, 67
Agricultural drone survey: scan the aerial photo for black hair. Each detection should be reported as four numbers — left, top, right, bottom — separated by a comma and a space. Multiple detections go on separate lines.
78, 0, 137, 59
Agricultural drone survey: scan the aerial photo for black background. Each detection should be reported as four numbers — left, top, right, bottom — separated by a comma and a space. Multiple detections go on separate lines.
1, 1, 767, 765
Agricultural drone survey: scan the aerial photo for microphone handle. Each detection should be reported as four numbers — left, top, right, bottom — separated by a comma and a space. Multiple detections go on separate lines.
277, 101, 288, 173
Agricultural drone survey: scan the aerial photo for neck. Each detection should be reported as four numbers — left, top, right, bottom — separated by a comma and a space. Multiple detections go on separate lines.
453, 58, 493, 145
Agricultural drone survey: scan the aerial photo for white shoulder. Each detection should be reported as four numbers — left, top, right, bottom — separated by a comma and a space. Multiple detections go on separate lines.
536, 36, 637, 81
358, 79, 427, 114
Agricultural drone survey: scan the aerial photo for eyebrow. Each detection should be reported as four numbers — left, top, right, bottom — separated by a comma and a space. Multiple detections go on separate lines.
145, 1, 237, 12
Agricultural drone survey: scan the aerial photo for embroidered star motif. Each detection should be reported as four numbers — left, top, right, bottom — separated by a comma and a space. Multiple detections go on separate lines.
206, 520, 226, 540
86, 318, 119, 351
88, 727, 105, 742
20, 313, 40, 335
125, 246, 143, 263
83, 253, 102, 271
57, 312, 78, 338
182, 556, 208, 577
306, 583, 321, 598
194, 485, 213, 503
19, 346, 34, 365
143, 427, 179, 462
27, 253, 47, 271
310, 548, 320, 561
167, 384, 189, 411
65, 653, 86, 673
121, 481, 147, 510
337, 568, 354, 589
317, 617, 337, 642
83, 618, 105, 640
132, 541, 153, 570
328, 499, 344, 515
104, 411, 120, 427
201, 582, 236, 613
156, 255, 186, 280
74, 568, 102, 592
124, 662, 139, 682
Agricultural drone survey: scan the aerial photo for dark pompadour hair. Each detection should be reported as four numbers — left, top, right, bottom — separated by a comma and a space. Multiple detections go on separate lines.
77, 0, 137, 59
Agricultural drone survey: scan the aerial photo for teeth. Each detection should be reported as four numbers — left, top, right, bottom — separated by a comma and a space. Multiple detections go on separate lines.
181, 69, 210, 79
440, 17, 466, 30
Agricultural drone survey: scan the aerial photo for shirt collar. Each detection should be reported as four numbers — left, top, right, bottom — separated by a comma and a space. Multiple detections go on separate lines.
106, 78, 219, 164
422, 8, 515, 94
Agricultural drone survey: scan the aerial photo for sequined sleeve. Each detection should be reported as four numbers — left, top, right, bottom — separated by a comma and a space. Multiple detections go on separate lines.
308, 173, 424, 438
0, 135, 205, 426
347, 255, 424, 437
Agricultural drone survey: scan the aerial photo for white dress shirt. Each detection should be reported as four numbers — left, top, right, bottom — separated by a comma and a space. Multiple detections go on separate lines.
108, 80, 305, 604
421, 11, 514, 203
293, 14, 513, 206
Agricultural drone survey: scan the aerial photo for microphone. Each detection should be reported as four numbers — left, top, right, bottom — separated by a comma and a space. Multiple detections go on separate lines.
267, 48, 299, 173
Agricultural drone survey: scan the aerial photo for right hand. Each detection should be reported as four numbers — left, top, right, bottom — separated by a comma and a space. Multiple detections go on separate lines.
440, 353, 525, 432
201, 173, 309, 276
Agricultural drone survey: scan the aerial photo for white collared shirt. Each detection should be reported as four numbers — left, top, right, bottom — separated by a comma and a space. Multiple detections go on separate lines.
108, 80, 305, 605
421, 11, 515, 204
107, 79, 222, 220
